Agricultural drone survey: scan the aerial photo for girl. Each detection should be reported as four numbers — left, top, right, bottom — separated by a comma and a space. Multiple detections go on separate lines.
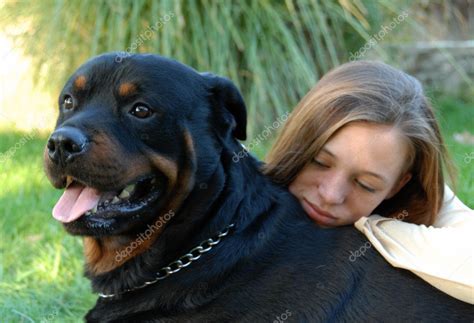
264, 60, 473, 304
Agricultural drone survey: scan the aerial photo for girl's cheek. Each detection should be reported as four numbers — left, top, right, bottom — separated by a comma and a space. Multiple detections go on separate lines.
288, 182, 298, 196
308, 169, 326, 185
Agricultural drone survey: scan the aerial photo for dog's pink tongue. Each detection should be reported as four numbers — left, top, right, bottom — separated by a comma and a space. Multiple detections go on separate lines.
52, 184, 101, 223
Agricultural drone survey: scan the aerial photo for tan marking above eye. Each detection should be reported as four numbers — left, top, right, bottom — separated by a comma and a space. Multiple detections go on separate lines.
118, 82, 137, 97
74, 75, 87, 91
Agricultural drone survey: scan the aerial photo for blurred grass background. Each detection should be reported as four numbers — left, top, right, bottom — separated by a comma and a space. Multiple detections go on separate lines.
0, 0, 472, 321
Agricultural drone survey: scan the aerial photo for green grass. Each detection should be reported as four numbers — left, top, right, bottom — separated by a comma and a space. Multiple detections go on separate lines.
433, 96, 474, 206
0, 129, 96, 322
0, 96, 472, 322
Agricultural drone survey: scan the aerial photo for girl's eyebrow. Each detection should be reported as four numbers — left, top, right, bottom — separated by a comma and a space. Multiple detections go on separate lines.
360, 171, 388, 183
322, 148, 388, 183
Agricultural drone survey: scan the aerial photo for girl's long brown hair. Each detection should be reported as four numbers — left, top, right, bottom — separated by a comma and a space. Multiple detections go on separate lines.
264, 60, 456, 225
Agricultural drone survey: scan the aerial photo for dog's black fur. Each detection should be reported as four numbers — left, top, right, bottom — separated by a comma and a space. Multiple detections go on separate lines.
44, 53, 473, 322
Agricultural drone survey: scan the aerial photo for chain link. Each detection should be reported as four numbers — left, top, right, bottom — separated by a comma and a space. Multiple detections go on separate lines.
98, 223, 235, 299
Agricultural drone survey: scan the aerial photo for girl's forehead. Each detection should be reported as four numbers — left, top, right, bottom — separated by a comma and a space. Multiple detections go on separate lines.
321, 123, 409, 181
326, 122, 403, 148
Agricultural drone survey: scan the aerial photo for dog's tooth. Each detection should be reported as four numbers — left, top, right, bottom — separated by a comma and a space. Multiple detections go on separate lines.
118, 190, 130, 199
111, 196, 120, 204
119, 184, 135, 198
125, 184, 136, 193
92, 205, 98, 213
66, 176, 73, 188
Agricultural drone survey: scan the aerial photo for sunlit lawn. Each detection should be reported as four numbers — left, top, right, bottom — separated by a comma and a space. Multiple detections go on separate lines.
0, 95, 472, 322
0, 129, 96, 322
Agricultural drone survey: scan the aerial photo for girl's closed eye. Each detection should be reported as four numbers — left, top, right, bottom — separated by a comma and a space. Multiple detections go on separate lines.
356, 180, 376, 193
312, 159, 329, 168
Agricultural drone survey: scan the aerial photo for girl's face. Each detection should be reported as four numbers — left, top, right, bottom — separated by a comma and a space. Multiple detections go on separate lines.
289, 122, 412, 227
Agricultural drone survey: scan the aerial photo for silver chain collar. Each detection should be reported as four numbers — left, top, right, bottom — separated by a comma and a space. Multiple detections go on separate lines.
98, 223, 236, 299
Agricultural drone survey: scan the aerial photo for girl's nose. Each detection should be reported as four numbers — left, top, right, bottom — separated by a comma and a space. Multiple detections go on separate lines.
318, 174, 348, 205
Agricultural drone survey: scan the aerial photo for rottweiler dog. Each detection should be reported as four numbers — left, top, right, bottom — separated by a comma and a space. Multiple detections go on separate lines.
44, 53, 473, 322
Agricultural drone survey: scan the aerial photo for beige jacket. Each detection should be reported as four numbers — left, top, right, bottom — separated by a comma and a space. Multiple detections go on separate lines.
354, 185, 474, 304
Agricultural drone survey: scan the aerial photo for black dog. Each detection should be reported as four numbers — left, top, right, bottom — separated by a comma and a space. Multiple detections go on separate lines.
44, 53, 473, 322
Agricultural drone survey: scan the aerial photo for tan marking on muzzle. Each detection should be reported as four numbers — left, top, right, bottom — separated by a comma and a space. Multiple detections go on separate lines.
89, 133, 152, 185
84, 129, 197, 275
148, 154, 178, 189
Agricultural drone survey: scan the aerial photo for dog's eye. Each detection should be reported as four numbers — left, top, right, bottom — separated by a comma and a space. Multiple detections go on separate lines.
130, 104, 153, 119
63, 95, 74, 110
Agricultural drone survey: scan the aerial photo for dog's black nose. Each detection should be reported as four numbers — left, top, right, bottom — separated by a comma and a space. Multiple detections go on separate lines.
47, 127, 88, 165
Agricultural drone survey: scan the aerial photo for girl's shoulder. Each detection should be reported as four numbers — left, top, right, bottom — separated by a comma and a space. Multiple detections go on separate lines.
434, 185, 474, 228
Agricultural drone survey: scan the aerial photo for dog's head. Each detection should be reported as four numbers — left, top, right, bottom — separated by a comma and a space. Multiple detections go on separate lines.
44, 53, 247, 237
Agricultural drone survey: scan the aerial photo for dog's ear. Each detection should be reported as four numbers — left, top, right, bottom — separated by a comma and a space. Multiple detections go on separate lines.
202, 72, 247, 141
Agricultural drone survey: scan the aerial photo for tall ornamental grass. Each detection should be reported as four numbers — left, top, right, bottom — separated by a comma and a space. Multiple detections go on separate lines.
1, 0, 400, 138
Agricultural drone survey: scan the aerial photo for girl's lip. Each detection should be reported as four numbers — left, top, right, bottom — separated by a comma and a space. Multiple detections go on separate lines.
302, 198, 337, 220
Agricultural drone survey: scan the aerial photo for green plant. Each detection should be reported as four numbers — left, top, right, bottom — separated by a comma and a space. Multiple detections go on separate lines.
1, 0, 394, 139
